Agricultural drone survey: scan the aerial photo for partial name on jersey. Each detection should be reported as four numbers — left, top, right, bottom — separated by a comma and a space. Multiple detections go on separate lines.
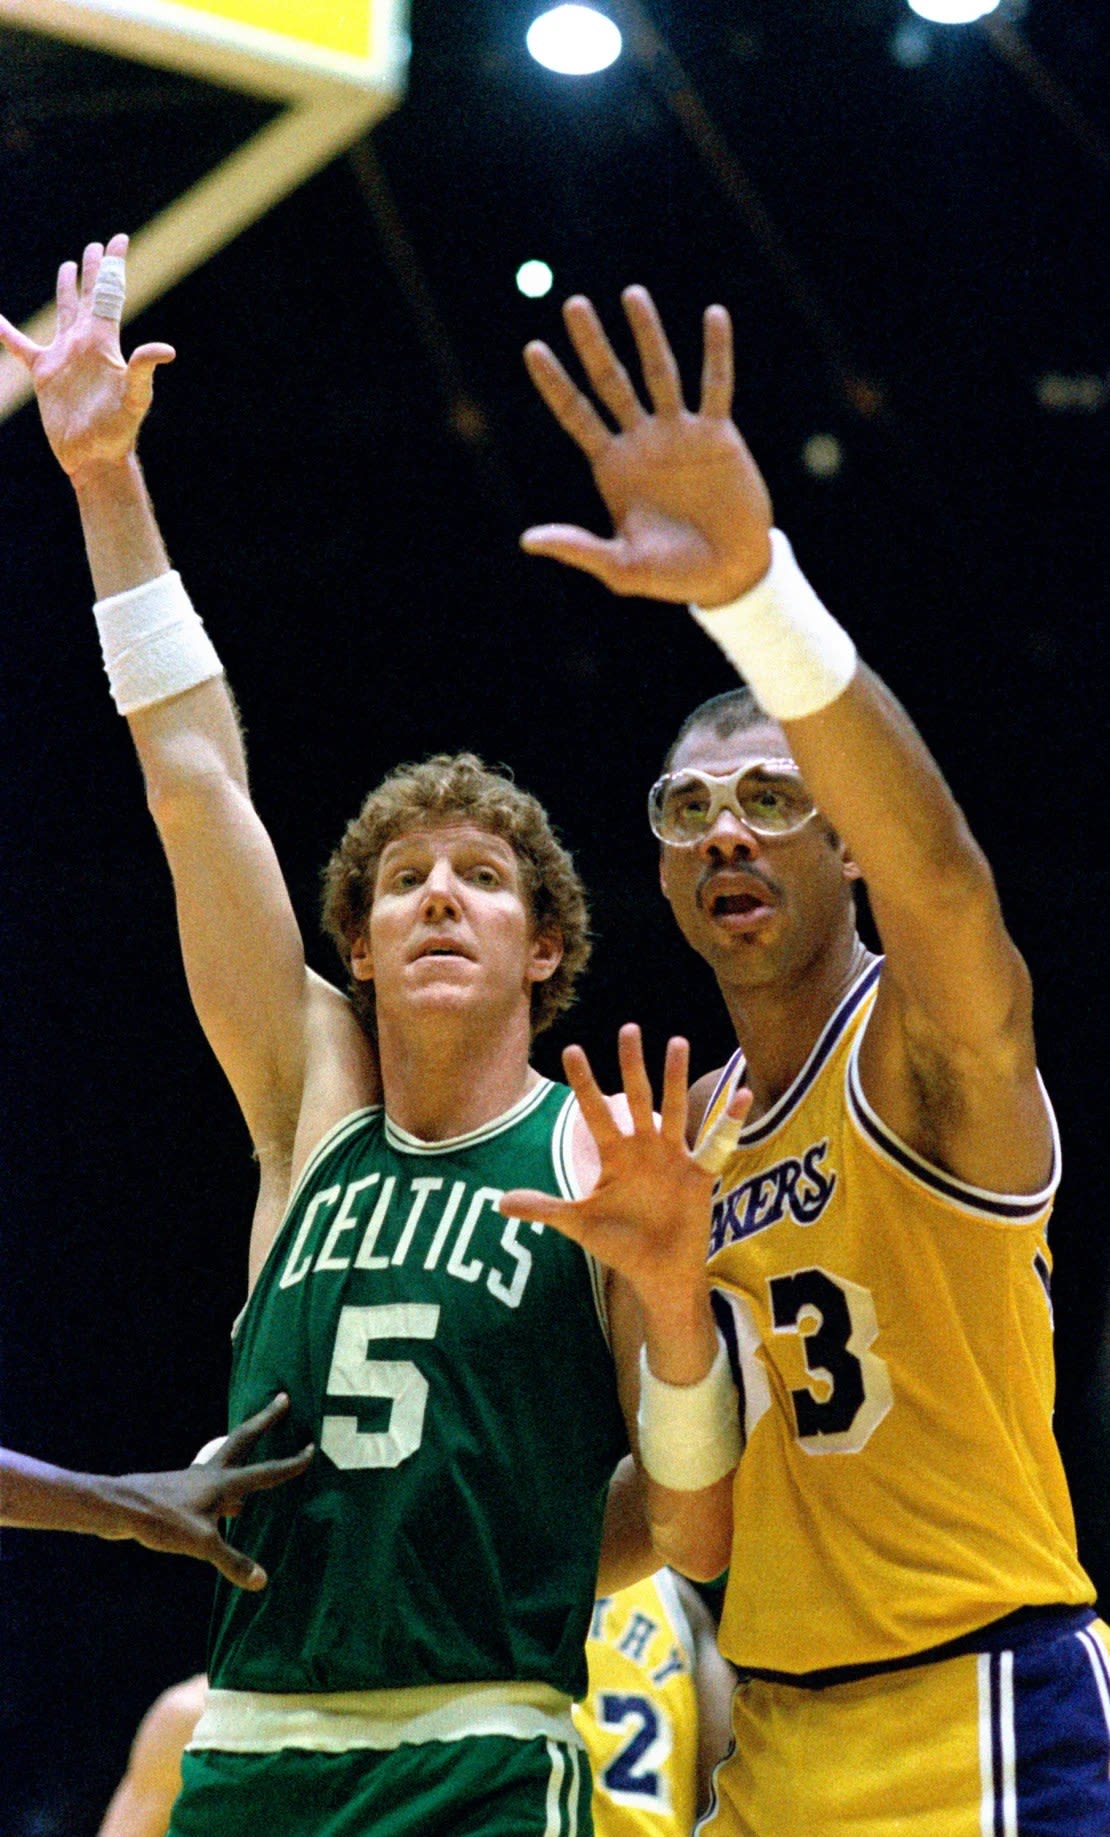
277, 1171, 543, 1309
709, 1139, 836, 1254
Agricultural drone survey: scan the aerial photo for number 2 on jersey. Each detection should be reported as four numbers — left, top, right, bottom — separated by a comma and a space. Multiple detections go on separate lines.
598, 1691, 671, 1807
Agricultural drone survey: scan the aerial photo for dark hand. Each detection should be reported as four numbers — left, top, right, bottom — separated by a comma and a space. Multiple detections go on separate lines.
115, 1393, 313, 1589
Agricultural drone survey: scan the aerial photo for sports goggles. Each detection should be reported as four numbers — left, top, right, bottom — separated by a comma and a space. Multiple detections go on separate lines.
648, 758, 818, 845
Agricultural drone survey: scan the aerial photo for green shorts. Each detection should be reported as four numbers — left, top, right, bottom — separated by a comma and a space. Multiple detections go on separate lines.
168, 1733, 593, 1837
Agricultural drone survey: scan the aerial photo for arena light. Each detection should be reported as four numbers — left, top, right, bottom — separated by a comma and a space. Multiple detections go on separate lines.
906, 0, 1000, 22
526, 6, 622, 76
516, 259, 555, 298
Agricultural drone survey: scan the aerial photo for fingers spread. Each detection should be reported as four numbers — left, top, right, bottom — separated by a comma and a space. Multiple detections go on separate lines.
699, 304, 734, 419
524, 341, 611, 463
562, 1042, 623, 1148
622, 286, 684, 418
0, 315, 44, 368
80, 242, 105, 304
518, 525, 635, 593
219, 1392, 291, 1465
617, 1023, 656, 1131
211, 1536, 268, 1590
224, 1447, 315, 1500
498, 1187, 581, 1234
55, 260, 79, 332
659, 1035, 691, 1141
693, 1090, 750, 1176
563, 294, 647, 430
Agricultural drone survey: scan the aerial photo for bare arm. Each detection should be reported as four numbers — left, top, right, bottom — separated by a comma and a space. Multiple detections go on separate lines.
595, 1454, 657, 1596
523, 287, 1050, 1192
97, 1675, 206, 1837
502, 1027, 749, 1583
0, 237, 375, 1176
0, 1395, 312, 1587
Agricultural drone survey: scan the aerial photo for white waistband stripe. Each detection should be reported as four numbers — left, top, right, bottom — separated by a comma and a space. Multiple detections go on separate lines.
189, 1682, 581, 1754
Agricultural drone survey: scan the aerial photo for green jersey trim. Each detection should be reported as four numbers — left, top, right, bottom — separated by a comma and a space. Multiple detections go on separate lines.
383, 1077, 555, 1155
190, 1682, 582, 1753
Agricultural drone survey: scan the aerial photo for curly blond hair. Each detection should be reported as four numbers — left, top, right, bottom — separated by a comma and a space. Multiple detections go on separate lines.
321, 753, 590, 1039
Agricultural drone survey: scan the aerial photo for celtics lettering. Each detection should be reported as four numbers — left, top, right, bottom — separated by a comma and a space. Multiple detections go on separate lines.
278, 1174, 542, 1309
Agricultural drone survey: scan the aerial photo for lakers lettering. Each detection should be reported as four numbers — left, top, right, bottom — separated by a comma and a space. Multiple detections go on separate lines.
710, 1141, 836, 1253
278, 1173, 543, 1308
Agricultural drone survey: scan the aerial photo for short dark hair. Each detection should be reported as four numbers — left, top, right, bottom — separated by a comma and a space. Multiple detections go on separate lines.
321, 752, 590, 1040
661, 687, 776, 776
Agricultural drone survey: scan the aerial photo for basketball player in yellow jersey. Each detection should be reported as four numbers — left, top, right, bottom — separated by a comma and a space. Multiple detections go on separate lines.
577, 1573, 735, 1835
508, 286, 1110, 1834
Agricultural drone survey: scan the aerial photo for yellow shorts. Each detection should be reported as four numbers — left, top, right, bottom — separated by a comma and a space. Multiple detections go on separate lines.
698, 1614, 1110, 1837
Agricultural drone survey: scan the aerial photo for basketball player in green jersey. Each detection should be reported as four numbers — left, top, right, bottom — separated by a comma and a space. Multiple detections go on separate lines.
1, 240, 747, 1837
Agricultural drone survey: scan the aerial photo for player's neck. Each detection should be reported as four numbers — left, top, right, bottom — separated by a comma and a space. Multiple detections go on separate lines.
376, 1003, 538, 1142
721, 928, 875, 1122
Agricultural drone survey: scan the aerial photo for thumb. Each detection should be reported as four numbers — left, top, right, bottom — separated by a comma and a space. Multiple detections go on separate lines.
211, 1536, 268, 1591
520, 525, 625, 588
124, 343, 175, 409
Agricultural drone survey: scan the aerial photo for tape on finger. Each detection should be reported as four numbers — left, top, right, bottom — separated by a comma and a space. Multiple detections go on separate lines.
694, 1106, 746, 1176
91, 255, 127, 323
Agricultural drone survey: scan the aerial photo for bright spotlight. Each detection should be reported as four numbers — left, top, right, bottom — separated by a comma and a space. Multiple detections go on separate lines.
906, 0, 999, 21
526, 5, 622, 76
517, 260, 554, 299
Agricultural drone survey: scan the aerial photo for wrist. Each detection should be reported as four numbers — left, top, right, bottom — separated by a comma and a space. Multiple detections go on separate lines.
689, 527, 857, 721
94, 570, 223, 715
697, 531, 774, 609
69, 450, 144, 499
637, 1332, 742, 1491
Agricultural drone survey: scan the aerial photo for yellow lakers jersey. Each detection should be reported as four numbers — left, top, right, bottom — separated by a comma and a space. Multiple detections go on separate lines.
574, 1572, 701, 1836
698, 959, 1092, 1677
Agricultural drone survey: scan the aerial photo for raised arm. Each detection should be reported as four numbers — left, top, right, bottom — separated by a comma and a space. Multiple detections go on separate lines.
522, 288, 1050, 1194
502, 1027, 750, 1583
0, 238, 373, 1205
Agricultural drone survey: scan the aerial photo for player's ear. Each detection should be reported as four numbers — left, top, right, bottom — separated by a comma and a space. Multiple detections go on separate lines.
350, 933, 374, 982
659, 854, 671, 900
527, 928, 563, 985
840, 847, 862, 884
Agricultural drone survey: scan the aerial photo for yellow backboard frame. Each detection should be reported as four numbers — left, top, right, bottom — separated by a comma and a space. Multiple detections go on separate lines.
0, 0, 410, 420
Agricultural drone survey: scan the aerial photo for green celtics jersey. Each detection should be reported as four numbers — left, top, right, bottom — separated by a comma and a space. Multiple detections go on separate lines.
208, 1078, 628, 1700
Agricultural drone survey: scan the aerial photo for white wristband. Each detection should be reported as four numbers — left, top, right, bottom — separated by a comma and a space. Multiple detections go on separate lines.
638, 1333, 743, 1491
689, 528, 857, 721
93, 570, 223, 715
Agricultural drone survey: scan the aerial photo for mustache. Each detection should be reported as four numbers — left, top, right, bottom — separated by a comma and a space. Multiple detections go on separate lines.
696, 862, 781, 911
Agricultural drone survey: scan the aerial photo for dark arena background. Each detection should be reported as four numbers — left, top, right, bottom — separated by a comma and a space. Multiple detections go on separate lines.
1, 2, 1108, 1829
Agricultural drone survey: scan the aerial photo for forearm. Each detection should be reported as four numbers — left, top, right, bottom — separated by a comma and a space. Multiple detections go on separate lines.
0, 1450, 132, 1537
636, 1288, 739, 1582
596, 1455, 657, 1596
785, 663, 993, 915
72, 454, 170, 599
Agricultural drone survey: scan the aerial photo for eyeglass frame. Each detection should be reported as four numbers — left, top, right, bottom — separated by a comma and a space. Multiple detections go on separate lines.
647, 757, 820, 845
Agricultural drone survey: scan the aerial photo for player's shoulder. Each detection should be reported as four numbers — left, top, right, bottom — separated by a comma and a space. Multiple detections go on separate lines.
132, 1674, 207, 1761
687, 1067, 728, 1146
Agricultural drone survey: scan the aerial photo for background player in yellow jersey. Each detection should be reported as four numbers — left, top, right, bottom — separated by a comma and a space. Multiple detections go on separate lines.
578, 1572, 735, 1835
505, 287, 1110, 1834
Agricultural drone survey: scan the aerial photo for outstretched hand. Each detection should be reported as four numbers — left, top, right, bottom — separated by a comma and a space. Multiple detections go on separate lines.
522, 286, 773, 607
500, 1024, 750, 1310
114, 1393, 313, 1590
0, 233, 174, 477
